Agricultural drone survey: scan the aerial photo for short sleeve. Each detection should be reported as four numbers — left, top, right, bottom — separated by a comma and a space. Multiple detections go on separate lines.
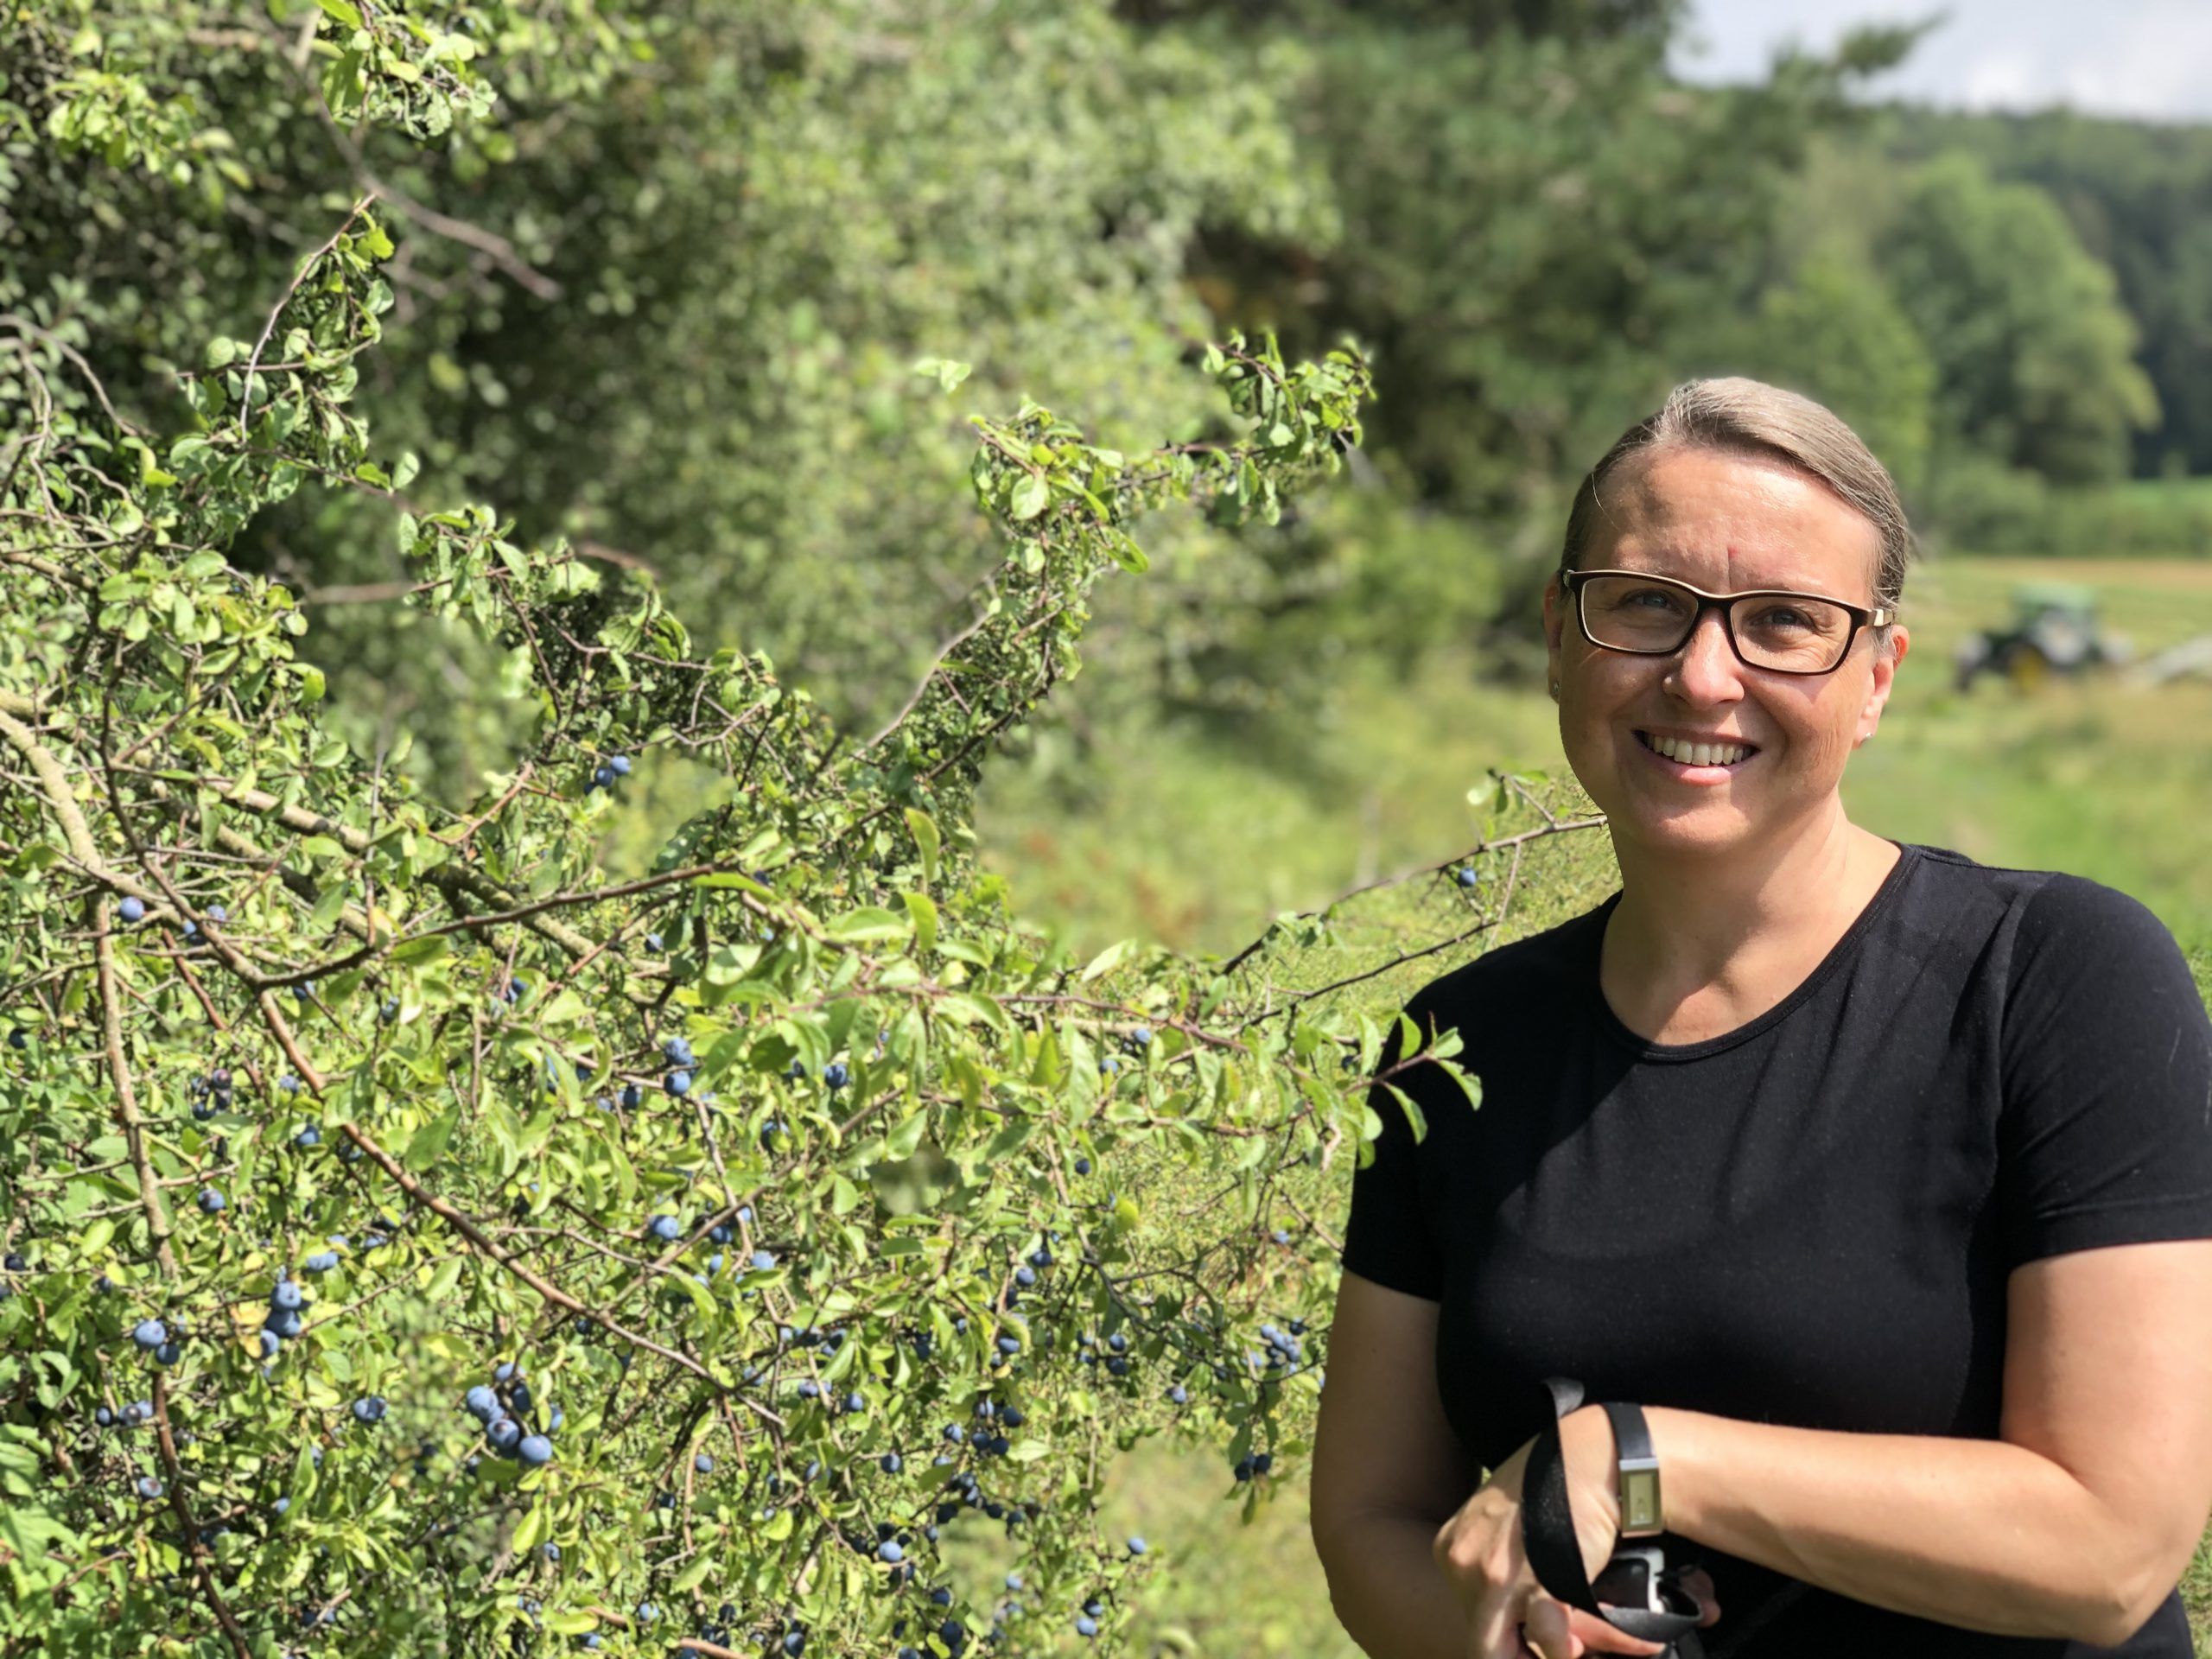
1997, 874, 2212, 1268
1338, 999, 1446, 1300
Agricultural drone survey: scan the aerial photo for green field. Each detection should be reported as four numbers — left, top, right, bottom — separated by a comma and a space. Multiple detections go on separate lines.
979, 555, 2212, 964
1850, 556, 2212, 965
975, 556, 2212, 1655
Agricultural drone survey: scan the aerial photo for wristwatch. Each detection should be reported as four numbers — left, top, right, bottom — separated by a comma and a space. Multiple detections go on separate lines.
1599, 1401, 1663, 1537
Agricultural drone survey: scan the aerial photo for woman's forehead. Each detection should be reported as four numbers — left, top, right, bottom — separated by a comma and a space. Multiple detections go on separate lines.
1595, 448, 1881, 593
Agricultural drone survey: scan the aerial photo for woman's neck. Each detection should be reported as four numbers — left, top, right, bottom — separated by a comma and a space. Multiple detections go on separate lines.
1604, 808, 1898, 1007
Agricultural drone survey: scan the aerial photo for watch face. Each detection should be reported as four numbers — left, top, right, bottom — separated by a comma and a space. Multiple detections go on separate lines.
1622, 1468, 1662, 1533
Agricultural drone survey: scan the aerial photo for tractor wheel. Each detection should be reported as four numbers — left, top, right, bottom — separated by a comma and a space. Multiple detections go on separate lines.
2005, 643, 2052, 690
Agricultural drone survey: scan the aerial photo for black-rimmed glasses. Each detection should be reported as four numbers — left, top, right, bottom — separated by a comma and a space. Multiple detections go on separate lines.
1559, 567, 1894, 676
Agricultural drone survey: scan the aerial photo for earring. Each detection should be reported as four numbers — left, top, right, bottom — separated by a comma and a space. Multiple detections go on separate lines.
1549, 681, 1560, 699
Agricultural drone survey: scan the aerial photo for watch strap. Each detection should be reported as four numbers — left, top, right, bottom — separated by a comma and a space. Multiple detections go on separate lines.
1601, 1399, 1664, 1537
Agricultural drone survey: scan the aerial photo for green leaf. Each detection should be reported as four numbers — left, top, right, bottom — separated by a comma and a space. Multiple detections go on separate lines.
1383, 1084, 1428, 1146
671, 1552, 716, 1593
903, 892, 938, 956
309, 882, 350, 934
1440, 1062, 1483, 1114
824, 907, 909, 944
982, 1116, 1033, 1162
903, 809, 939, 886
913, 357, 971, 393
1104, 531, 1149, 574
404, 1105, 460, 1171
315, 0, 363, 23
512, 1502, 548, 1554
1008, 473, 1050, 522
937, 993, 1008, 1036
423, 1255, 466, 1304
885, 1111, 928, 1161
1079, 938, 1138, 984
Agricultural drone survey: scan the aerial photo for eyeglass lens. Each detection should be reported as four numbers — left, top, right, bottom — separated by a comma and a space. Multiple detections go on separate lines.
1579, 574, 1853, 672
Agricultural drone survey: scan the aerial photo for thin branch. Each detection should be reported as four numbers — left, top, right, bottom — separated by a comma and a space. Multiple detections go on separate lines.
150, 1374, 254, 1659
96, 896, 176, 1275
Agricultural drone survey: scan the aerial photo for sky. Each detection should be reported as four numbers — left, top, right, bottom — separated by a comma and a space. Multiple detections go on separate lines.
1672, 0, 2212, 124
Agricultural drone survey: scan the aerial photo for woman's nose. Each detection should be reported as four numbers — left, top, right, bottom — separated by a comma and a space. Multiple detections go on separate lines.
1666, 610, 1744, 699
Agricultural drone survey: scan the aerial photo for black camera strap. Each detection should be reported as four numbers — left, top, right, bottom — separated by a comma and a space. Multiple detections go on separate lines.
1522, 1376, 1713, 1653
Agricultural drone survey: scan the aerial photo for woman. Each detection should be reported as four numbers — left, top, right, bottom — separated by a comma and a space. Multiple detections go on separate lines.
1308, 378, 2212, 1659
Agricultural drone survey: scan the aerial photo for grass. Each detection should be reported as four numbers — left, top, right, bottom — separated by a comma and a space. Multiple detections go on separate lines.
970, 555, 2212, 1655
1847, 556, 2212, 960
977, 555, 2212, 962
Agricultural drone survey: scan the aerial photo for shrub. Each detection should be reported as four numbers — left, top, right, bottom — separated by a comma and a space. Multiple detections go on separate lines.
0, 171, 1519, 1651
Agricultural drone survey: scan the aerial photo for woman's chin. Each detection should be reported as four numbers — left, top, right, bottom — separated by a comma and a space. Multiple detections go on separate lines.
1595, 783, 1760, 850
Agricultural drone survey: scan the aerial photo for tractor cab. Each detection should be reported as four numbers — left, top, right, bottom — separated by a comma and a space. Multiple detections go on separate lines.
1953, 582, 2127, 691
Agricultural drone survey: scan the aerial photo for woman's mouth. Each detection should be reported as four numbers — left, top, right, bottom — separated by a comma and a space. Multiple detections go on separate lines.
1633, 729, 1759, 778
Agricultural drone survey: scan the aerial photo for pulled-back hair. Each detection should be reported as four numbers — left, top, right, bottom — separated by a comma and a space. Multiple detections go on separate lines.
1560, 378, 1915, 653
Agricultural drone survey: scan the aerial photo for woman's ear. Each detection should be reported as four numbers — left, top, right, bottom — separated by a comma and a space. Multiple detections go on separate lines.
1541, 574, 1566, 698
1858, 625, 1910, 742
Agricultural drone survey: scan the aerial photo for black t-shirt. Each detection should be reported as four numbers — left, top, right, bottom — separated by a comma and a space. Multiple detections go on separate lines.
1338, 842, 2212, 1656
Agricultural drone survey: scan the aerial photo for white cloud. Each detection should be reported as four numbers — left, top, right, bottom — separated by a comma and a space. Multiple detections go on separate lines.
1672, 0, 2212, 123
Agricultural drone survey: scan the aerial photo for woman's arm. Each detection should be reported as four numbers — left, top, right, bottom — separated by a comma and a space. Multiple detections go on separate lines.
1630, 1238, 2212, 1647
1311, 1272, 1493, 1658
1319, 1508, 1492, 1659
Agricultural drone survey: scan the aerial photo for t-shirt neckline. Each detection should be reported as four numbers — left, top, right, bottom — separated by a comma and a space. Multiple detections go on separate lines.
1584, 839, 1921, 1062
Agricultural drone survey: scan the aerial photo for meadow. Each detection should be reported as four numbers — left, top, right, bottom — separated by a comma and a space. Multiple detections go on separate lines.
972, 555, 2212, 1656
978, 555, 2212, 966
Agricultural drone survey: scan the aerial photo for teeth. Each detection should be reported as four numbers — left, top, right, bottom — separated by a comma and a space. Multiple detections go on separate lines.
1645, 733, 1751, 766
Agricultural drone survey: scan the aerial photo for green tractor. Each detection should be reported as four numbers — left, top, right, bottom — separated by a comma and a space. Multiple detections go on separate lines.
1952, 582, 2130, 692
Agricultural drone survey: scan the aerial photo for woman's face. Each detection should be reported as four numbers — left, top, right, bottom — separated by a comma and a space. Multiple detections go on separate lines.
1541, 445, 1909, 863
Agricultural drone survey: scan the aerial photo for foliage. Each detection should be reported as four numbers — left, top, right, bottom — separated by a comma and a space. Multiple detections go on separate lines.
1882, 107, 2212, 480
1916, 466, 2212, 560
1727, 253, 1937, 499
0, 106, 1599, 1643
1874, 151, 2160, 487
1116, 0, 1678, 42
1175, 11, 1917, 520
2, 0, 1368, 804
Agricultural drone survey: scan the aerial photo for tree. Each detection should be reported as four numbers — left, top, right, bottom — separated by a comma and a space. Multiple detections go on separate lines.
1171, 12, 1921, 521
1721, 254, 1937, 499
1877, 151, 2159, 486
1, 0, 1360, 804
1883, 107, 2212, 479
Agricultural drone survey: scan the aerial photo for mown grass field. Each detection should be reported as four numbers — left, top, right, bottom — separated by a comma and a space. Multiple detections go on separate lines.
974, 555, 2212, 1655
978, 554, 2212, 964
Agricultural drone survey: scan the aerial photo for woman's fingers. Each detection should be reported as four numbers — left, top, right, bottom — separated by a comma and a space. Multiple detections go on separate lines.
1471, 1586, 1534, 1656
1524, 1597, 1667, 1658
1681, 1567, 1723, 1627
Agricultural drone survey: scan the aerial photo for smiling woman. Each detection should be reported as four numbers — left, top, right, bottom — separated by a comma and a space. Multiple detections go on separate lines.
1310, 378, 2212, 1659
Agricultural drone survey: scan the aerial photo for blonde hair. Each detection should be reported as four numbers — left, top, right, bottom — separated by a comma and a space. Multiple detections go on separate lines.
1560, 378, 1914, 653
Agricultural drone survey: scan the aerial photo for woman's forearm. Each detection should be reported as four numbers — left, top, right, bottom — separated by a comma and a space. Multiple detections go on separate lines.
1638, 1406, 2143, 1645
1313, 1508, 1468, 1659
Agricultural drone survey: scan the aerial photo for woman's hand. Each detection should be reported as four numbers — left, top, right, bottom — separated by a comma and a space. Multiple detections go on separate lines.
1431, 1406, 1720, 1659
